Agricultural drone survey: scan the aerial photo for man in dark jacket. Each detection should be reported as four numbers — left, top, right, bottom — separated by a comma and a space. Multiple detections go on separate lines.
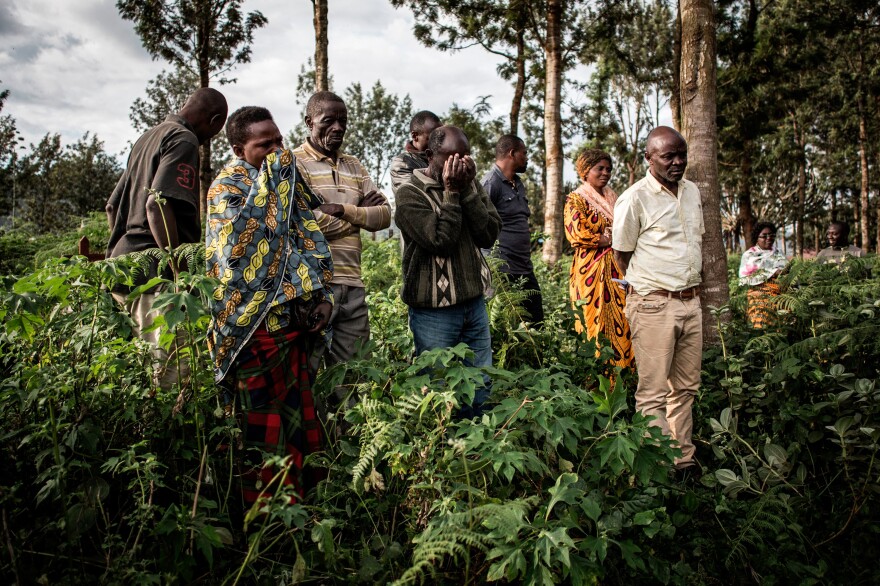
389, 110, 442, 194
394, 126, 501, 415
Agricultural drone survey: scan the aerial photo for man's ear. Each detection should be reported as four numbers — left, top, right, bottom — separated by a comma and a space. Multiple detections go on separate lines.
304, 115, 313, 130
411, 129, 419, 141
424, 148, 433, 159
232, 144, 245, 159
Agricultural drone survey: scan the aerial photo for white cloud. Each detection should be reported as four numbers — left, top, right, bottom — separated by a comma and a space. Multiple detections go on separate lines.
2, 0, 583, 181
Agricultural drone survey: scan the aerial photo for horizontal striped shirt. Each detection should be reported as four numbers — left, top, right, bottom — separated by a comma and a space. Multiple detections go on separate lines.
293, 140, 391, 288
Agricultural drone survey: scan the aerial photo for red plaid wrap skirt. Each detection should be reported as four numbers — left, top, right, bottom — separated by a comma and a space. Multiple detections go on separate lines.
232, 324, 322, 505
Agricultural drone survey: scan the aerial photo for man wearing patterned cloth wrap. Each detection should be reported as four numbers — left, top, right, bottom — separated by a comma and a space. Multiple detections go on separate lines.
206, 106, 333, 506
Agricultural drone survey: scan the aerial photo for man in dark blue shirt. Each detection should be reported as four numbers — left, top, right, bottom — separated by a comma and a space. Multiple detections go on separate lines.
481, 134, 544, 327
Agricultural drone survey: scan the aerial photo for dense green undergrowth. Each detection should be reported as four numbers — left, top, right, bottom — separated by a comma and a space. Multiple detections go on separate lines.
1, 233, 879, 584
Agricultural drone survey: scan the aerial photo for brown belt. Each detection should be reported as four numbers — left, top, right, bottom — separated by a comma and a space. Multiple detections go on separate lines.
644, 286, 700, 300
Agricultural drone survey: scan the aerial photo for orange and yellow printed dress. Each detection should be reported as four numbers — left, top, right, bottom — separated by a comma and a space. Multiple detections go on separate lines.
564, 192, 633, 369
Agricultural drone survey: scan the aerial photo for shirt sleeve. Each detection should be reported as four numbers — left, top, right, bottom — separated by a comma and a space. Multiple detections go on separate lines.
347, 164, 391, 231
151, 133, 200, 211
390, 155, 410, 194
612, 193, 640, 252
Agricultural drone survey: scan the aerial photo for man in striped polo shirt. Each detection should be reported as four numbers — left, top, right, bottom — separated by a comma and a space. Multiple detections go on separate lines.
293, 91, 392, 375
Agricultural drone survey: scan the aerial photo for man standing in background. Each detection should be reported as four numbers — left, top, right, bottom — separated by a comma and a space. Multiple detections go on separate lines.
106, 88, 227, 389
816, 220, 864, 264
390, 110, 442, 194
482, 134, 543, 327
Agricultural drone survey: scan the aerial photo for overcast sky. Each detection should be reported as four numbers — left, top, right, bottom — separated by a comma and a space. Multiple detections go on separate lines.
1, 0, 592, 181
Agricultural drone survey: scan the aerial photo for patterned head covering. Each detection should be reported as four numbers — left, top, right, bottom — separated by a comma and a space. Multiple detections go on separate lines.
575, 148, 612, 182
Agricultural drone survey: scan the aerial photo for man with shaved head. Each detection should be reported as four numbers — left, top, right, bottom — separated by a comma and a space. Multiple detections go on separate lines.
395, 125, 501, 417
106, 87, 228, 389
612, 126, 704, 479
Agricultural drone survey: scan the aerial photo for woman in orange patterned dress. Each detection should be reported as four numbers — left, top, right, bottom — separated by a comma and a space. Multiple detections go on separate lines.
564, 149, 633, 369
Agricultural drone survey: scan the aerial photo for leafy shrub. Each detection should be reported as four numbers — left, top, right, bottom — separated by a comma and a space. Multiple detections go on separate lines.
1, 232, 879, 584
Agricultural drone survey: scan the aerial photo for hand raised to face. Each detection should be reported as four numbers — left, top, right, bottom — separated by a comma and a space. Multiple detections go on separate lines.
443, 153, 476, 192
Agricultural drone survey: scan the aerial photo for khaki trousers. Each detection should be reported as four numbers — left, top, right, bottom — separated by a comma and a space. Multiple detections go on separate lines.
625, 291, 702, 468
113, 291, 190, 390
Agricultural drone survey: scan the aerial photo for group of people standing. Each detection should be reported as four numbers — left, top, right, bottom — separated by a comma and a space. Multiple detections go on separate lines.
738, 220, 864, 329
105, 85, 738, 504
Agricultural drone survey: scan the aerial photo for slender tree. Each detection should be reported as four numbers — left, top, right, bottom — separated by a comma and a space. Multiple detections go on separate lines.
541, 0, 565, 264
117, 0, 267, 211
313, 0, 329, 92
679, 0, 729, 341
388, 0, 536, 135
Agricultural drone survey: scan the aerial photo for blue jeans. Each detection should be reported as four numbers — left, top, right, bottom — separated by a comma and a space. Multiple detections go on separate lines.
408, 296, 492, 416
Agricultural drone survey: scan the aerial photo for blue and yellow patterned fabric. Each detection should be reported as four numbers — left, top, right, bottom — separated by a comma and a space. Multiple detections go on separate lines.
206, 149, 333, 382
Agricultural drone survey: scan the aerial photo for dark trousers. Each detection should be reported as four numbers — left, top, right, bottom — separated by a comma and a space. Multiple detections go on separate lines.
504, 271, 544, 328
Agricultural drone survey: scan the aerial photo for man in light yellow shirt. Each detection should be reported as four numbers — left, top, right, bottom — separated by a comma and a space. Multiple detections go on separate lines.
612, 126, 703, 477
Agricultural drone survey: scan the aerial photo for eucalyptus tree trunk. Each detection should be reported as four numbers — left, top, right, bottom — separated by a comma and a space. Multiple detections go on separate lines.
738, 142, 756, 249
198, 34, 211, 215
671, 0, 682, 131
541, 0, 564, 265
857, 96, 869, 251
679, 0, 729, 343
510, 26, 526, 135
313, 0, 329, 92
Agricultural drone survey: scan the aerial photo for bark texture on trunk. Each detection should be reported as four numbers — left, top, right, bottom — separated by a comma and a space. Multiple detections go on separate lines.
510, 27, 526, 135
858, 98, 869, 251
541, 0, 564, 265
671, 0, 682, 131
198, 43, 211, 216
738, 142, 755, 249
679, 0, 729, 344
313, 0, 329, 92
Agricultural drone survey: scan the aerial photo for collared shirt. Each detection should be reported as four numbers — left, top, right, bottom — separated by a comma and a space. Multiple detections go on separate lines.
612, 170, 704, 295
292, 140, 391, 288
816, 245, 864, 264
481, 164, 533, 274
205, 149, 333, 382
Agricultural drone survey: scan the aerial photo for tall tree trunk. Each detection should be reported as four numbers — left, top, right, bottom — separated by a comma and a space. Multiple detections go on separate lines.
791, 114, 806, 259
198, 39, 211, 217
541, 0, 564, 265
313, 0, 329, 92
857, 95, 870, 252
738, 141, 756, 248
670, 0, 682, 131
510, 27, 526, 135
679, 0, 728, 344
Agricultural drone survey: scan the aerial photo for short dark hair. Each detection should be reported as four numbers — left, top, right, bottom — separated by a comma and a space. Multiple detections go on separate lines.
495, 134, 525, 160
829, 220, 850, 239
226, 106, 273, 147
751, 221, 777, 245
427, 126, 449, 155
306, 91, 345, 120
410, 110, 441, 133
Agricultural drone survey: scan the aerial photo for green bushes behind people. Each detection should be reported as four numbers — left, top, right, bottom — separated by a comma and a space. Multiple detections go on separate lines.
0, 231, 878, 584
